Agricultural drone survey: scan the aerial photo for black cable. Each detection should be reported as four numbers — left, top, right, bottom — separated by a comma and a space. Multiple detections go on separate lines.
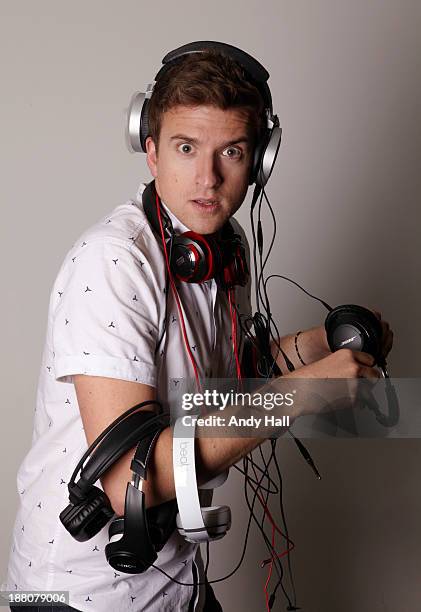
271, 439, 299, 610
204, 541, 210, 578
252, 441, 297, 610
264, 274, 333, 313
243, 453, 294, 609
154, 204, 175, 355
245, 174, 309, 608
151, 461, 261, 587
232, 462, 279, 495
249, 184, 295, 375
243, 454, 284, 585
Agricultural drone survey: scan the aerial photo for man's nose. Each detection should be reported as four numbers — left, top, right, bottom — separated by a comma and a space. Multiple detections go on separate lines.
195, 154, 222, 190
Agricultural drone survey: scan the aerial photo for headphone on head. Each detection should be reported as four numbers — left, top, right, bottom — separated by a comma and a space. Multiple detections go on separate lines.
126, 40, 282, 188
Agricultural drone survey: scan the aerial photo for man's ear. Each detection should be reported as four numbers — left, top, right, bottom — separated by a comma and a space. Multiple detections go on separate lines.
145, 136, 158, 178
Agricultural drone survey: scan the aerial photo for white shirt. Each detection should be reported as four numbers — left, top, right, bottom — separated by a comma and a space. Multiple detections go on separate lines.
4, 181, 252, 612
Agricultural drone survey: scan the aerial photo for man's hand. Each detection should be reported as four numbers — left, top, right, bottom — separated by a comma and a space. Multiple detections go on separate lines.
277, 348, 381, 418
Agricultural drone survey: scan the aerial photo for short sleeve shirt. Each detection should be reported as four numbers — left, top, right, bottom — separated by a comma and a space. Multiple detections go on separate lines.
4, 181, 252, 612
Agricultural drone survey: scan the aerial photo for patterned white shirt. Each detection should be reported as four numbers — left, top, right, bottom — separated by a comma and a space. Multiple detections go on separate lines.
4, 181, 252, 612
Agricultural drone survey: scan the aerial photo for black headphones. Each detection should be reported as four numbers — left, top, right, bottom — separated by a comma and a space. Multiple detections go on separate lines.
126, 40, 282, 188
325, 304, 384, 362
142, 179, 249, 289
60, 402, 178, 574
325, 304, 399, 427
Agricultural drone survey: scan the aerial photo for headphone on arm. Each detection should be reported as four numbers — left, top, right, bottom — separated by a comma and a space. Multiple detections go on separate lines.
172, 416, 231, 543
59, 402, 179, 574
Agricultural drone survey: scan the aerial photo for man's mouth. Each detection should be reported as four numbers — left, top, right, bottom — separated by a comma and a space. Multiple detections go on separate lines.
193, 198, 220, 205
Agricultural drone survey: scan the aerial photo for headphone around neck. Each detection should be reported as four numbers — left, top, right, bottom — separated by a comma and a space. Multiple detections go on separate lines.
142, 179, 249, 290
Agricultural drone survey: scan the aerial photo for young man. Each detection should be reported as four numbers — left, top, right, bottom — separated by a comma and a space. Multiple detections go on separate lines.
5, 45, 392, 612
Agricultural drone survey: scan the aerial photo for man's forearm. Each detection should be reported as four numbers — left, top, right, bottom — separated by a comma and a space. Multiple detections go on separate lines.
101, 327, 331, 514
272, 325, 330, 372
103, 395, 295, 513
102, 425, 271, 513
146, 426, 265, 507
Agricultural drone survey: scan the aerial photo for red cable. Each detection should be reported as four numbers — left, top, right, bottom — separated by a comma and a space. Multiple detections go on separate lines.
253, 488, 295, 610
228, 288, 242, 380
256, 490, 295, 578
155, 194, 201, 391
255, 489, 295, 555
264, 523, 275, 611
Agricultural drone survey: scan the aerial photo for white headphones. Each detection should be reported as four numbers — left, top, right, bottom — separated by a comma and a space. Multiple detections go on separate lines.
172, 416, 231, 543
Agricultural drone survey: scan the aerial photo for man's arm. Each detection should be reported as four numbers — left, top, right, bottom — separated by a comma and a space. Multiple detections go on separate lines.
74, 374, 265, 515
272, 325, 331, 371
74, 338, 381, 516
272, 308, 393, 372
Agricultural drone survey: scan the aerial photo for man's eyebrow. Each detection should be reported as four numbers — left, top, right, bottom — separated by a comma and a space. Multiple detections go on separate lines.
169, 134, 251, 147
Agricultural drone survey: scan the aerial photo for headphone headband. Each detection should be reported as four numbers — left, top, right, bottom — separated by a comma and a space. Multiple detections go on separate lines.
156, 40, 273, 115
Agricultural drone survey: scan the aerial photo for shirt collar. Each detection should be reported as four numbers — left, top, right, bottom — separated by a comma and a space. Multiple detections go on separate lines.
135, 181, 191, 233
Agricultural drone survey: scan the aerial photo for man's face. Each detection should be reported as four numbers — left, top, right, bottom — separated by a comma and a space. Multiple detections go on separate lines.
145, 104, 255, 234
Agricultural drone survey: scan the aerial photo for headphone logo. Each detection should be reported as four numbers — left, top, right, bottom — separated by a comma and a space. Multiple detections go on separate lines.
339, 335, 358, 346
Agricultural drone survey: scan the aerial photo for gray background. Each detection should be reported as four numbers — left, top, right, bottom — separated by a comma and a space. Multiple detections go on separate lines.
1, 1, 420, 610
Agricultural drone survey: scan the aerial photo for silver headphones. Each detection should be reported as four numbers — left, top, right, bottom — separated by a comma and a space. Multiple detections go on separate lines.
126, 40, 282, 187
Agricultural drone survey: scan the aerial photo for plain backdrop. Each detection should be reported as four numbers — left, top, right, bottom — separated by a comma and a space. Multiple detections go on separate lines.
1, 1, 420, 611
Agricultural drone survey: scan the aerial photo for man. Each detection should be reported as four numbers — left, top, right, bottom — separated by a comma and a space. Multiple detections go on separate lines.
5, 44, 392, 612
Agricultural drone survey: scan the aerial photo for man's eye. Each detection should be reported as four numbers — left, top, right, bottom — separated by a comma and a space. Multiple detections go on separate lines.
222, 147, 242, 159
178, 143, 193, 154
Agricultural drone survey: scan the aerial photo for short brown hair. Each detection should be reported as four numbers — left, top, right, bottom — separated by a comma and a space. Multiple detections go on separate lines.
147, 48, 266, 153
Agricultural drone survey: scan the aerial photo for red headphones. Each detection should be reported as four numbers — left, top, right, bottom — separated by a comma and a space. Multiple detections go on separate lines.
142, 180, 249, 290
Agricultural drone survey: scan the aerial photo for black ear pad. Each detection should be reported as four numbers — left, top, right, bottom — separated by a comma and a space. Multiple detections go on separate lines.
325, 304, 383, 363
144, 498, 178, 551
140, 98, 150, 153
59, 486, 114, 542
249, 128, 269, 185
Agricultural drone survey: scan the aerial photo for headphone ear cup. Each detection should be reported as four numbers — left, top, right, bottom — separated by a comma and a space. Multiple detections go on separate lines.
105, 485, 157, 574
201, 505, 232, 541
249, 125, 282, 186
171, 232, 221, 283
59, 486, 114, 542
223, 242, 249, 288
325, 304, 383, 360
126, 92, 146, 154
176, 505, 231, 543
